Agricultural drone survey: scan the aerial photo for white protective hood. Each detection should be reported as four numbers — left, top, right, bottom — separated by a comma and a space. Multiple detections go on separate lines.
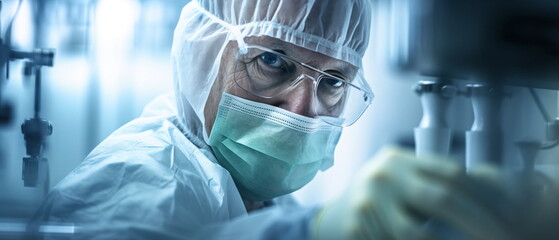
171, 0, 372, 141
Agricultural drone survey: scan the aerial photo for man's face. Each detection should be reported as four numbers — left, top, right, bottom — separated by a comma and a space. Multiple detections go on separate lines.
204, 36, 358, 135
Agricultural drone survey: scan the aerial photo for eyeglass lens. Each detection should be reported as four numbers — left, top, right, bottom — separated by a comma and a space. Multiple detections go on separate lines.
233, 46, 371, 126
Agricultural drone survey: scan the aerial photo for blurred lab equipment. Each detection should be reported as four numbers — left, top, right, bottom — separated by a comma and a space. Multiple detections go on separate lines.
413, 80, 456, 157
0, 218, 77, 240
19, 49, 54, 189
390, 0, 559, 89
386, 0, 559, 237
387, 0, 559, 165
464, 84, 506, 168
0, 0, 61, 239
0, 0, 55, 190
0, 0, 185, 238
0, 1, 13, 126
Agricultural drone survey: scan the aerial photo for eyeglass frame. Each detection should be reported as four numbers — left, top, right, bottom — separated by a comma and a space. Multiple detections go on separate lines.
233, 44, 374, 126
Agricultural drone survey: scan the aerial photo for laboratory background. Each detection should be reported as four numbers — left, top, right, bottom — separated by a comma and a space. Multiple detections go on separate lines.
1, 0, 559, 236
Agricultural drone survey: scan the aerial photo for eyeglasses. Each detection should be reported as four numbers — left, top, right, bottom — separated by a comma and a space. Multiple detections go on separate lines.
233, 45, 373, 127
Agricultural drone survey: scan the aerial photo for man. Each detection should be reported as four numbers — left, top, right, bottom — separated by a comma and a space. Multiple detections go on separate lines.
32, 0, 522, 239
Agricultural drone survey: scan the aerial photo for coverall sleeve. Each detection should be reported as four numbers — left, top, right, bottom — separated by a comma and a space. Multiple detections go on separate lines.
30, 146, 318, 240
194, 206, 317, 240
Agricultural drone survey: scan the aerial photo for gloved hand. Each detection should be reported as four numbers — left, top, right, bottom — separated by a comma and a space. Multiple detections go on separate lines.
311, 146, 513, 240
470, 165, 559, 240
520, 177, 559, 240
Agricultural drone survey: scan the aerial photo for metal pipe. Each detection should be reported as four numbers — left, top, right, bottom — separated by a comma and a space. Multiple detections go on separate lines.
529, 88, 551, 122
34, 67, 40, 119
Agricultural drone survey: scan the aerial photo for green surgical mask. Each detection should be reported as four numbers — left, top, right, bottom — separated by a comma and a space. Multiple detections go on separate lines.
208, 93, 342, 201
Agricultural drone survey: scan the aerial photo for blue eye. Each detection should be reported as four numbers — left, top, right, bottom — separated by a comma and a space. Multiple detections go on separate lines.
322, 77, 344, 88
259, 52, 283, 68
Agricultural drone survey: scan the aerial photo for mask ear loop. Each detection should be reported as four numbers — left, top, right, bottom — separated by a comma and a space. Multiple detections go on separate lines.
194, 2, 248, 55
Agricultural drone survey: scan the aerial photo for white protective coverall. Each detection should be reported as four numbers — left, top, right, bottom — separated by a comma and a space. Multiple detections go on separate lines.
31, 0, 372, 239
